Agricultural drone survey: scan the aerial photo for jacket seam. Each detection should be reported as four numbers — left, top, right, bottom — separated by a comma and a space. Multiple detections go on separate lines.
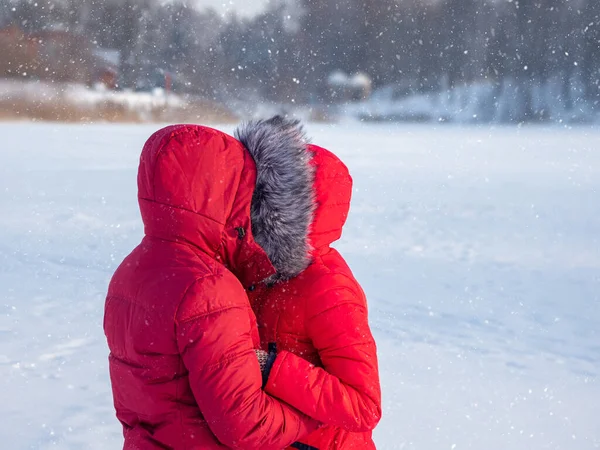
211, 352, 270, 421
150, 129, 171, 200
176, 359, 184, 445
141, 128, 162, 200
293, 400, 303, 442
320, 340, 376, 354
303, 256, 329, 337
108, 352, 144, 369
149, 126, 218, 201
309, 299, 366, 322
143, 235, 220, 269
314, 368, 325, 419
139, 197, 225, 226
172, 276, 214, 327
321, 269, 362, 294
203, 349, 252, 371
307, 286, 362, 320
176, 303, 249, 326
106, 294, 151, 310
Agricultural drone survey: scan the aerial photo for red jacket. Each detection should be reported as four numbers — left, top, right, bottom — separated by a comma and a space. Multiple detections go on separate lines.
250, 145, 382, 449
104, 125, 317, 449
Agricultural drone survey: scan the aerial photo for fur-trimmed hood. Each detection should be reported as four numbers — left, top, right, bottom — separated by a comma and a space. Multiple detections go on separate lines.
235, 116, 315, 281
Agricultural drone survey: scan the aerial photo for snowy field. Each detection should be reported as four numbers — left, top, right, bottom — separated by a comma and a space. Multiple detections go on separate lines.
1, 122, 599, 450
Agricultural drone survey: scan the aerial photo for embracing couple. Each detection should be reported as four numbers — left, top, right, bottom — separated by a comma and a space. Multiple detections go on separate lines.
103, 117, 381, 449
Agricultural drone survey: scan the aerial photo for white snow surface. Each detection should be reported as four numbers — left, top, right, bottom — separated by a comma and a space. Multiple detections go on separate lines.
1, 123, 599, 449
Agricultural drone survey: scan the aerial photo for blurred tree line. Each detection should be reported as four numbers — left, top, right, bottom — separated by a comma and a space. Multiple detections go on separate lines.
1, 0, 599, 118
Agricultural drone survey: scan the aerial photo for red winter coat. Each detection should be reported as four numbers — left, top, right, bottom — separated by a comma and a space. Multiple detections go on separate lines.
250, 145, 382, 449
104, 125, 318, 449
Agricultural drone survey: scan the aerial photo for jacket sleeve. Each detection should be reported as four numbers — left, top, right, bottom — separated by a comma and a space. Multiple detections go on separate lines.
264, 285, 381, 433
175, 275, 318, 450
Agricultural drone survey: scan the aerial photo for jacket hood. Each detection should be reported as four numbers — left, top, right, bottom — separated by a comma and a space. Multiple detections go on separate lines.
308, 144, 353, 252
235, 117, 352, 281
137, 124, 276, 287
235, 116, 315, 281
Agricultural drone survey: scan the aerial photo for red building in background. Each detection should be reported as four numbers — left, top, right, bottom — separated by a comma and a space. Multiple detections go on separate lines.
0, 24, 120, 88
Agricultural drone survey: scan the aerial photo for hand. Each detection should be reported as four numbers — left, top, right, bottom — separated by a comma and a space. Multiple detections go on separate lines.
255, 345, 277, 388
255, 349, 269, 372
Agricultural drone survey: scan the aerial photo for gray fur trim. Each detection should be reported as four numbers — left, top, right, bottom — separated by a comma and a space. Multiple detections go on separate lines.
235, 116, 315, 281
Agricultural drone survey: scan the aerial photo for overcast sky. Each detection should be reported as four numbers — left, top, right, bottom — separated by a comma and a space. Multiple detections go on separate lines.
194, 0, 269, 17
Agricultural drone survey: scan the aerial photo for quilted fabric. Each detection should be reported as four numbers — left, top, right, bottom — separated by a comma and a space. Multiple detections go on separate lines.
104, 125, 317, 449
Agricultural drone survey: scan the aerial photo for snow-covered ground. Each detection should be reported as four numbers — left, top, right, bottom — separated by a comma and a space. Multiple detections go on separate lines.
1, 123, 599, 450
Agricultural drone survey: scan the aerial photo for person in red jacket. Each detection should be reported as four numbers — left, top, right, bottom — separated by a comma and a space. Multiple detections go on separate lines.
236, 118, 382, 449
103, 124, 319, 449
